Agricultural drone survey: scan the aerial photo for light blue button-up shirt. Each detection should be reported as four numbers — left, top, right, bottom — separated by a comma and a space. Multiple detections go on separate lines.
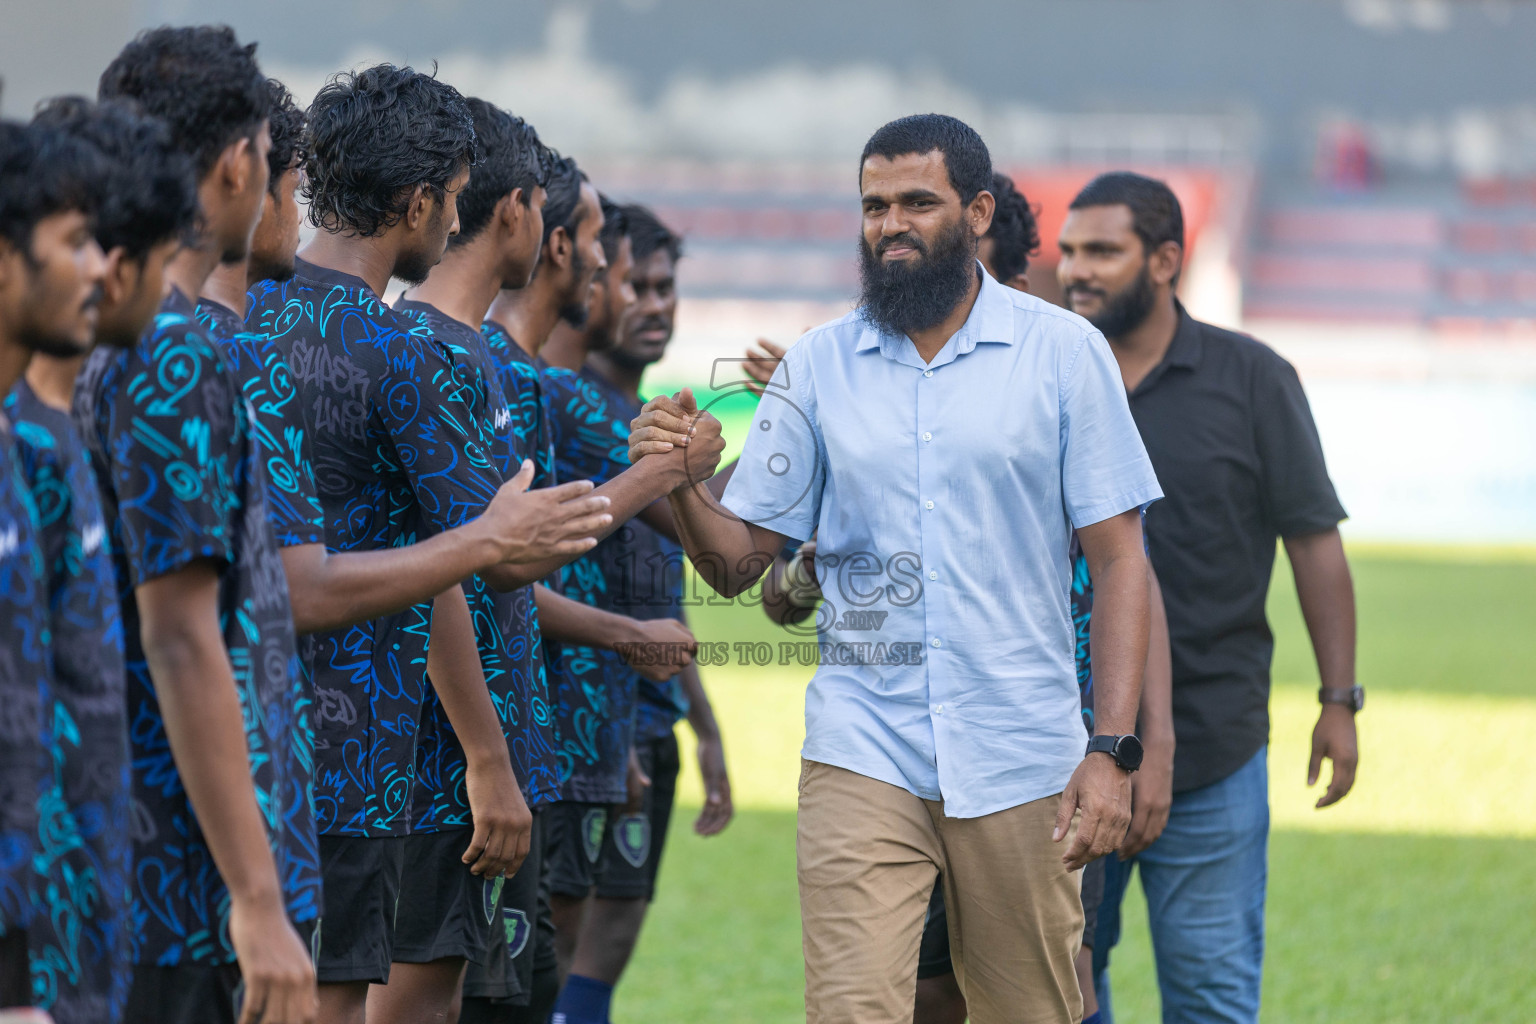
722, 268, 1163, 818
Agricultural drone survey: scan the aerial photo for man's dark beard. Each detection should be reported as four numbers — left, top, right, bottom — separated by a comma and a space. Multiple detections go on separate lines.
557, 249, 590, 329
1069, 262, 1156, 339
857, 217, 978, 338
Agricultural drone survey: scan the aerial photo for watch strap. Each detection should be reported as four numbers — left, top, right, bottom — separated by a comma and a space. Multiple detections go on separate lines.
1319, 685, 1365, 712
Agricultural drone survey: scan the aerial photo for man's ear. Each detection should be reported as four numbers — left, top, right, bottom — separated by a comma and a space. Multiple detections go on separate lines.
404, 184, 431, 231
0, 238, 18, 293
1150, 240, 1183, 288
217, 135, 255, 197
496, 190, 523, 237
100, 247, 137, 307
547, 224, 572, 271
970, 189, 997, 238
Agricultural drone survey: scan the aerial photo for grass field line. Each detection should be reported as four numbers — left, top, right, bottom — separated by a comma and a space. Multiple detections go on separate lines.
672, 671, 1536, 838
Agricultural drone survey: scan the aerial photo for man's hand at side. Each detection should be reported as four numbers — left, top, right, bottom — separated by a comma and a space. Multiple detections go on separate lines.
1054, 752, 1133, 871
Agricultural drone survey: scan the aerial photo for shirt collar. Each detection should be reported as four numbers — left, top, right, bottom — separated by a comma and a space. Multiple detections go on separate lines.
1164, 300, 1204, 370
854, 262, 1016, 362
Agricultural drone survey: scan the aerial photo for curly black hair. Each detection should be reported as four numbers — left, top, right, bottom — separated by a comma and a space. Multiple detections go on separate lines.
0, 118, 105, 257
985, 171, 1040, 282
265, 78, 306, 196
303, 64, 478, 238
30, 97, 197, 260
98, 25, 269, 179
450, 98, 549, 247
598, 193, 628, 263
623, 203, 683, 266
539, 153, 587, 248
861, 113, 992, 205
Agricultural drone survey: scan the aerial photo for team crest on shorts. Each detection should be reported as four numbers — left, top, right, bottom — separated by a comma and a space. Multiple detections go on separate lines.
502, 906, 531, 958
482, 875, 506, 924
582, 808, 607, 864
614, 813, 650, 869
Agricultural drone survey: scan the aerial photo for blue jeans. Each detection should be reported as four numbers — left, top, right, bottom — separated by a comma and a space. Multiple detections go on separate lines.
1092, 746, 1269, 1024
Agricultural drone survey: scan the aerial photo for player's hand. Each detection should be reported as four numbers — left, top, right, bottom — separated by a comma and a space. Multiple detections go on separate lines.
622, 747, 651, 815
1309, 704, 1358, 808
228, 894, 317, 1024
742, 338, 787, 397
628, 392, 695, 461
1118, 735, 1174, 859
1054, 751, 1133, 871
693, 730, 734, 836
480, 460, 612, 564
463, 755, 533, 877
616, 617, 697, 682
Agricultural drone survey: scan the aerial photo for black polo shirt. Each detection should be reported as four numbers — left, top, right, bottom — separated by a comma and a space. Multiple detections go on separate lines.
1130, 304, 1346, 793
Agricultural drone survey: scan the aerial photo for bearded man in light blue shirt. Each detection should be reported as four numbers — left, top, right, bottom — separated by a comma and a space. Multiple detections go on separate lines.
629, 114, 1162, 1024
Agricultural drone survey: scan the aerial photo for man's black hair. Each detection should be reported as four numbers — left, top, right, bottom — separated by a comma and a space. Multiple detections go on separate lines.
860, 113, 993, 205
0, 118, 105, 257
1069, 171, 1185, 258
265, 78, 306, 196
303, 64, 478, 238
98, 25, 269, 179
31, 97, 197, 260
539, 153, 585, 248
450, 98, 548, 247
986, 171, 1040, 282
598, 194, 627, 264
623, 203, 682, 266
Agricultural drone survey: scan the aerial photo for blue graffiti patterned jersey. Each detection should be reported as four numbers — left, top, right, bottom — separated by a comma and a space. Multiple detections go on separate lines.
480, 321, 556, 490
629, 527, 690, 743
249, 260, 510, 836
541, 365, 646, 803
0, 422, 47, 936
1069, 533, 1095, 735
73, 289, 319, 966
194, 298, 325, 549
7, 381, 131, 1024
393, 300, 559, 825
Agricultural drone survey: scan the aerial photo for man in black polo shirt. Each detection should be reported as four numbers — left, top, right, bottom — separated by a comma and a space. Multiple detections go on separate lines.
1058, 172, 1360, 1024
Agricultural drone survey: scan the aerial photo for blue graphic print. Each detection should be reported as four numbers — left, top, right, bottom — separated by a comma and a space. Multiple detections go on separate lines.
394, 300, 559, 826
630, 529, 690, 743
1069, 533, 1095, 735
195, 299, 325, 549
7, 383, 131, 1024
541, 366, 645, 804
480, 321, 557, 490
0, 426, 47, 937
73, 289, 319, 965
248, 260, 520, 836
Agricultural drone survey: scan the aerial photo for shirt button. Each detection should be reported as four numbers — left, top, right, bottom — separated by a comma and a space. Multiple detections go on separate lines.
923, 369, 934, 378
934, 704, 945, 714
922, 431, 932, 442
925, 500, 934, 510
928, 570, 938, 580
931, 637, 942, 648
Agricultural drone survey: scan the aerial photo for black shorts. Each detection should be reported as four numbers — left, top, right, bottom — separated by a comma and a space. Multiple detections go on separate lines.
125, 962, 242, 1024
462, 808, 559, 1015
545, 801, 611, 899
393, 828, 503, 965
916, 857, 1107, 980
594, 733, 680, 902
316, 834, 406, 984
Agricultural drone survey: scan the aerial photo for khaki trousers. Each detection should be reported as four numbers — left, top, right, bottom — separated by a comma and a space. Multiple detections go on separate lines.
797, 759, 1083, 1024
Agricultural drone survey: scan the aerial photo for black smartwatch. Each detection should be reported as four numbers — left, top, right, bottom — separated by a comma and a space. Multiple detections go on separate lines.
1319, 685, 1365, 713
1086, 734, 1144, 773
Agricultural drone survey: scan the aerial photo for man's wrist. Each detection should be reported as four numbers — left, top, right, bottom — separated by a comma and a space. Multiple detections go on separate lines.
460, 516, 505, 568
1319, 685, 1365, 713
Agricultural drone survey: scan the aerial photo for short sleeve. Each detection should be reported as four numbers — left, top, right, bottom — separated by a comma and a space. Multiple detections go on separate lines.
720, 346, 825, 542
110, 329, 240, 586
388, 333, 506, 536
1252, 354, 1347, 537
242, 335, 326, 547
1060, 329, 1164, 528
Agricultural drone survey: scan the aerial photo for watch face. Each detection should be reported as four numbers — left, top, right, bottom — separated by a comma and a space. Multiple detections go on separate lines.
1114, 734, 1145, 771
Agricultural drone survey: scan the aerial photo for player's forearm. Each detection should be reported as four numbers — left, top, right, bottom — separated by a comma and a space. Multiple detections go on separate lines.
1283, 527, 1357, 689
679, 659, 720, 741
665, 485, 780, 598
1085, 550, 1150, 738
638, 458, 741, 545
281, 522, 502, 634
139, 585, 285, 909
532, 584, 646, 650
1138, 565, 1176, 748
427, 585, 512, 768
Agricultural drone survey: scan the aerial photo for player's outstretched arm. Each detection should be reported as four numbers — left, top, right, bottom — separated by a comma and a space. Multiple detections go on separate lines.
629, 389, 786, 598
762, 540, 819, 627
426, 584, 531, 879
532, 585, 698, 682
137, 560, 317, 1024
282, 461, 612, 633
